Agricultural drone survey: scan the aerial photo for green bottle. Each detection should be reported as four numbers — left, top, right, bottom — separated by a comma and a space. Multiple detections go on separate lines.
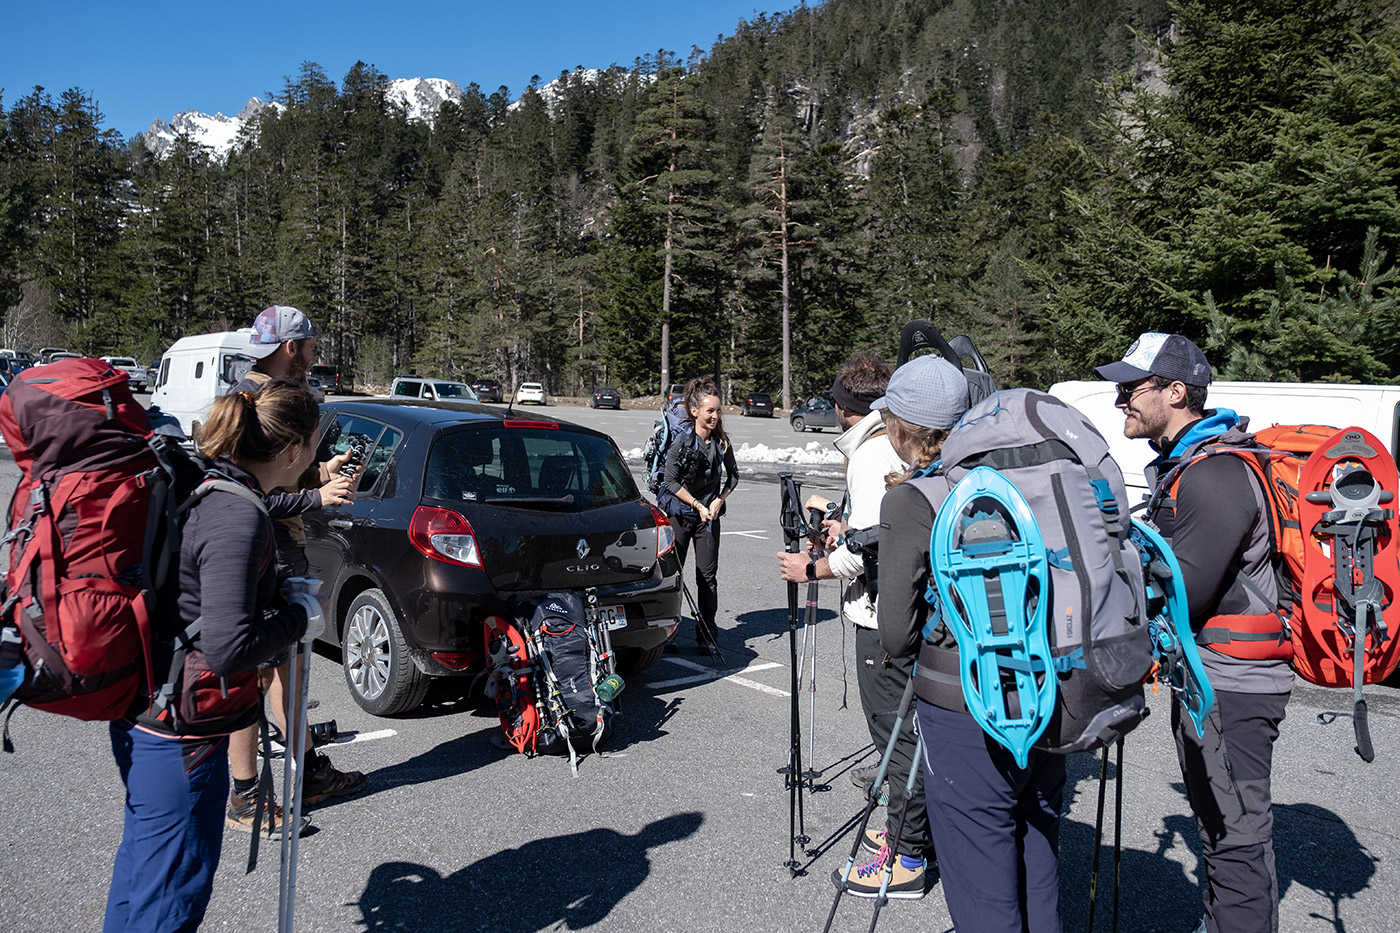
596, 673, 625, 704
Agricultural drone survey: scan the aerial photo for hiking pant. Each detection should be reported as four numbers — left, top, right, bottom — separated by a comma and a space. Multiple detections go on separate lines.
105, 722, 229, 933
1173, 689, 1290, 933
854, 625, 928, 859
917, 701, 1064, 933
672, 512, 720, 642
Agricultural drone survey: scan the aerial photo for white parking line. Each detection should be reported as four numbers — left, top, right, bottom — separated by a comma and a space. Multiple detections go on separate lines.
650, 658, 789, 696
721, 529, 769, 539
332, 728, 398, 747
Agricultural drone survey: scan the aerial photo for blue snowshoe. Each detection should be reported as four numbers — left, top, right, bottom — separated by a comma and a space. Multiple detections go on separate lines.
927, 466, 1055, 768
1129, 519, 1214, 738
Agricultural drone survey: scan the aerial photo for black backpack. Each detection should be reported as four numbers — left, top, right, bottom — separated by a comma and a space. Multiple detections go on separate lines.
523, 592, 615, 773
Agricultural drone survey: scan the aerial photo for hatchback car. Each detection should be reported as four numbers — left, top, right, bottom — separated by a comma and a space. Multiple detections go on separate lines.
390, 376, 479, 402
740, 392, 774, 417
471, 377, 503, 402
790, 396, 840, 432
664, 383, 686, 408
515, 382, 547, 405
305, 400, 682, 715
590, 386, 622, 409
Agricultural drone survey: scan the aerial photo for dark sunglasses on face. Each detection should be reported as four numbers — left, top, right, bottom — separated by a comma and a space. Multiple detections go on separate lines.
1115, 381, 1162, 404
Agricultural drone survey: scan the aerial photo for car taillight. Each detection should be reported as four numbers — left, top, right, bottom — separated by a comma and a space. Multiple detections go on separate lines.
409, 506, 483, 567
648, 503, 676, 558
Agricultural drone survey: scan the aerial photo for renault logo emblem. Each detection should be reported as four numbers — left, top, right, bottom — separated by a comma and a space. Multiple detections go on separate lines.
576, 539, 590, 559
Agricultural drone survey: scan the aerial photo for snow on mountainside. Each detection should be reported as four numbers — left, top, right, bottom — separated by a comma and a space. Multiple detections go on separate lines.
140, 77, 464, 161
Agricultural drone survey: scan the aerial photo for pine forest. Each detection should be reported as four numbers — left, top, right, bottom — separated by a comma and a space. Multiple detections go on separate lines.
3, 0, 1399, 402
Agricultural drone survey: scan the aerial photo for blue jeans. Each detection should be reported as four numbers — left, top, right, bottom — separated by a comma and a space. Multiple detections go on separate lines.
105, 721, 229, 933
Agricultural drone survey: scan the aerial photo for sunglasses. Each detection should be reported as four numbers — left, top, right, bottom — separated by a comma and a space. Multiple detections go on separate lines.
1115, 381, 1164, 404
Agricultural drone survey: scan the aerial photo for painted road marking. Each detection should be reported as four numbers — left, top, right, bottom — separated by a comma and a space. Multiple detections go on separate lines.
333, 728, 398, 747
650, 658, 788, 696
721, 529, 769, 539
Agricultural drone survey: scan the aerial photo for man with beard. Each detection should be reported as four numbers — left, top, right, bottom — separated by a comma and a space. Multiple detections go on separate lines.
1096, 333, 1290, 933
225, 305, 367, 835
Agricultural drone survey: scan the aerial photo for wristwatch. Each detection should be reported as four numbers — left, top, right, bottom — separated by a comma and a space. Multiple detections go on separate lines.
805, 560, 817, 581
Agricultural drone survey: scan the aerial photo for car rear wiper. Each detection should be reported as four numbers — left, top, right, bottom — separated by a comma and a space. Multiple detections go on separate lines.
487, 495, 576, 509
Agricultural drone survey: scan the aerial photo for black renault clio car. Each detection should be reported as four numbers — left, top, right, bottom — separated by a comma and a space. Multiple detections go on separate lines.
305, 399, 682, 715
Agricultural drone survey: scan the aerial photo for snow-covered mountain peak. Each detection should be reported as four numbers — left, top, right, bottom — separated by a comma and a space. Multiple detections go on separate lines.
384, 77, 464, 123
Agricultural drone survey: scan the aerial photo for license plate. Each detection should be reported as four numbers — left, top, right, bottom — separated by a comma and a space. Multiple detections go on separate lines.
598, 605, 627, 630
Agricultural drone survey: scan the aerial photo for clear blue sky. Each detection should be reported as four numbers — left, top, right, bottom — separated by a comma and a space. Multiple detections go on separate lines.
2, 1, 784, 138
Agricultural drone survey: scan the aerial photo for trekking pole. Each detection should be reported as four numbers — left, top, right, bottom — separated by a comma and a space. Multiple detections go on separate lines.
803, 504, 827, 789
822, 671, 918, 933
279, 581, 321, 933
1086, 742, 1109, 933
1113, 737, 1124, 933
867, 729, 924, 933
778, 473, 809, 873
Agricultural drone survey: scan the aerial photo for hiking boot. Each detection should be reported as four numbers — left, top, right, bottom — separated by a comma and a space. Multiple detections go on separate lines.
861, 827, 938, 862
226, 788, 310, 835
831, 846, 928, 900
850, 765, 883, 789
302, 753, 367, 806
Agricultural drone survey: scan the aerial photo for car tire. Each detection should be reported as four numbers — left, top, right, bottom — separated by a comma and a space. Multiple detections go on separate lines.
792, 416, 806, 432
342, 587, 430, 716
617, 644, 665, 675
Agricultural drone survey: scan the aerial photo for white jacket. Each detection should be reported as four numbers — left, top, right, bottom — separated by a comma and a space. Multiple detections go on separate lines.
829, 411, 906, 629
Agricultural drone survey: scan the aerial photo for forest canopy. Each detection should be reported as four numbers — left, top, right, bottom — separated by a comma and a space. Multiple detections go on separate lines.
2, 0, 1397, 399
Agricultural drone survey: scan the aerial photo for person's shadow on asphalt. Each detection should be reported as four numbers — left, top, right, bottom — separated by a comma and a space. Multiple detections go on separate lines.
354, 811, 704, 931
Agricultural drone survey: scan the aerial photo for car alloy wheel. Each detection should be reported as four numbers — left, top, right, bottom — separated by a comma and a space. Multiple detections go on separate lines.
342, 587, 429, 715
792, 416, 806, 432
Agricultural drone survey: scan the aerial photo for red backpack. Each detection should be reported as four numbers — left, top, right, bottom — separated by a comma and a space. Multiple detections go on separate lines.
0, 359, 197, 737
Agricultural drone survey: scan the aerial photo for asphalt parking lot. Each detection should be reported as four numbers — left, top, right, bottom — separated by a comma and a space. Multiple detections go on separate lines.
2, 400, 1399, 932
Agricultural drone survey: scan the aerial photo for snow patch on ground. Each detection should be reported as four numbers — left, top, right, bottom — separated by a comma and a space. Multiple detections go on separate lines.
621, 441, 843, 466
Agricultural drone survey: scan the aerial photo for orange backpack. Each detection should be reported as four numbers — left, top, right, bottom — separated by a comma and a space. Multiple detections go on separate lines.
1158, 424, 1400, 759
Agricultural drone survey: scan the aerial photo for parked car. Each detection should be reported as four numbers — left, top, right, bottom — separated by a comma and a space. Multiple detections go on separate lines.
37, 347, 70, 364
740, 391, 774, 417
470, 377, 503, 402
46, 352, 82, 363
310, 363, 348, 393
389, 376, 479, 402
590, 386, 622, 409
303, 399, 682, 714
790, 396, 840, 432
146, 359, 161, 387
100, 356, 148, 391
515, 382, 547, 405
305, 375, 328, 403
665, 383, 686, 408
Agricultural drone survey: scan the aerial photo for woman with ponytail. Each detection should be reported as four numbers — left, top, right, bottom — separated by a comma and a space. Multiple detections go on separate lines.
104, 380, 322, 933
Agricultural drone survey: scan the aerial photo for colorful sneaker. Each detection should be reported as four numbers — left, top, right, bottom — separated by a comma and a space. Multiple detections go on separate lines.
226, 787, 310, 835
302, 754, 367, 806
861, 827, 937, 861
831, 845, 927, 900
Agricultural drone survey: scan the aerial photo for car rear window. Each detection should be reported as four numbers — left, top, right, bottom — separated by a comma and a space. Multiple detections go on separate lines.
424, 426, 637, 511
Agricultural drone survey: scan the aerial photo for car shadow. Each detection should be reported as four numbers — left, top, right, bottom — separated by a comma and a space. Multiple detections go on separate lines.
353, 812, 704, 932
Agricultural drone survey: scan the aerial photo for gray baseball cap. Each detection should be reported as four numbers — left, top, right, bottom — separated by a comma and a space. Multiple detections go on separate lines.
247, 305, 315, 359
870, 355, 970, 430
1094, 332, 1212, 386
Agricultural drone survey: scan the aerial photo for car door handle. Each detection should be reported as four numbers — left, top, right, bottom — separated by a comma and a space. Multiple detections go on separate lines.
328, 519, 354, 529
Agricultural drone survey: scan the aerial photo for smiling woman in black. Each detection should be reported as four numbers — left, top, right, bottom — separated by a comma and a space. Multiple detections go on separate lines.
662, 376, 738, 651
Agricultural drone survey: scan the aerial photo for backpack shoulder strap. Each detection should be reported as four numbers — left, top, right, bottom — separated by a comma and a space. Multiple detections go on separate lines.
181, 474, 269, 517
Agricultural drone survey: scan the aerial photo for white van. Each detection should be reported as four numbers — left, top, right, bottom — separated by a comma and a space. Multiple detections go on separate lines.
1049, 380, 1400, 503
149, 330, 258, 441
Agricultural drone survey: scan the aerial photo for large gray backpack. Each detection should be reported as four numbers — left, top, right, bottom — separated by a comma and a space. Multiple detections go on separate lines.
911, 388, 1152, 760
